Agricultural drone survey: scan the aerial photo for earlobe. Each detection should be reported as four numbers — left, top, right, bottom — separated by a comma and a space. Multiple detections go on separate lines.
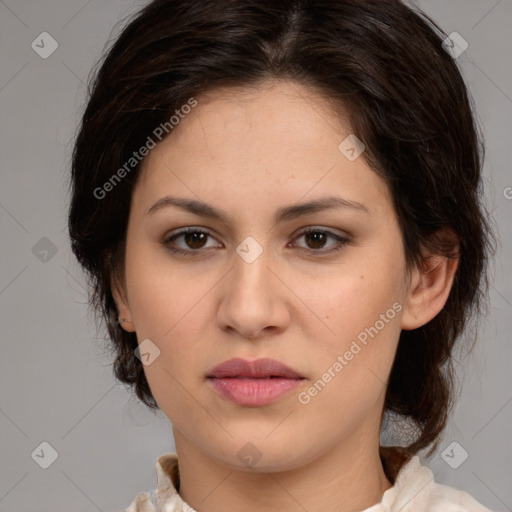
111, 276, 136, 332
118, 316, 135, 331
401, 248, 459, 331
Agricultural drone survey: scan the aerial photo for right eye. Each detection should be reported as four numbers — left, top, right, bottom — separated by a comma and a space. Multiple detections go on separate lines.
162, 227, 223, 256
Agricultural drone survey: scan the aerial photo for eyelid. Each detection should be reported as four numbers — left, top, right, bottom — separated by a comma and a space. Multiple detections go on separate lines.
291, 225, 350, 241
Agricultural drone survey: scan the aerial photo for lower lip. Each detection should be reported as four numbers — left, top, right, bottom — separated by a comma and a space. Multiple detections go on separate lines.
208, 377, 304, 406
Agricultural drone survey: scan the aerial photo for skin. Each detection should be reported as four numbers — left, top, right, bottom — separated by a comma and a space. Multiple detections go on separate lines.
113, 79, 458, 512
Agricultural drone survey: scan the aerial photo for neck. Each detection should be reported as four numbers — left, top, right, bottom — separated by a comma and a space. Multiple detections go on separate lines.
173, 428, 393, 512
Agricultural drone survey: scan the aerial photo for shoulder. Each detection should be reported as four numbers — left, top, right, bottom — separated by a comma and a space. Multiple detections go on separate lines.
125, 490, 157, 512
426, 481, 494, 512
381, 454, 494, 512
124, 453, 196, 512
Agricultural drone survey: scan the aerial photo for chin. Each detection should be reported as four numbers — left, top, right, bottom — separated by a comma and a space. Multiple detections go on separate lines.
210, 437, 317, 474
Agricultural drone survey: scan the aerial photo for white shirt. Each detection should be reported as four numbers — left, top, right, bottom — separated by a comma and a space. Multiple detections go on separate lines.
125, 453, 493, 512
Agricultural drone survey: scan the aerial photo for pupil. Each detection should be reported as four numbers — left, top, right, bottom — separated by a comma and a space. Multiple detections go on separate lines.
186, 232, 206, 249
307, 232, 326, 249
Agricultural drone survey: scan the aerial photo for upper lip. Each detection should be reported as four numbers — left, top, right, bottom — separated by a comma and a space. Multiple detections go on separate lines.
207, 358, 304, 379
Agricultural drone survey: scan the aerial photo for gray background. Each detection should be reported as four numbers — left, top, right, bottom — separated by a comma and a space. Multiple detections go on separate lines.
0, 1, 511, 511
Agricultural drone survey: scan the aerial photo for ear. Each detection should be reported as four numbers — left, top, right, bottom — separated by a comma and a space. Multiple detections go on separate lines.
401, 231, 459, 331
111, 274, 136, 333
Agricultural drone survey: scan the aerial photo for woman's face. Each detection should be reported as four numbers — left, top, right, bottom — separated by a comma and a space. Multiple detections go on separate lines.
116, 79, 413, 471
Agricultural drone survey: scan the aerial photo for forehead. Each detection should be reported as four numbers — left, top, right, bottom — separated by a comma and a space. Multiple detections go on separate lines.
164, 79, 346, 159
133, 79, 393, 220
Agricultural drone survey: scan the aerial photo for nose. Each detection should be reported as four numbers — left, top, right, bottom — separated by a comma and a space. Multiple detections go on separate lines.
216, 244, 291, 340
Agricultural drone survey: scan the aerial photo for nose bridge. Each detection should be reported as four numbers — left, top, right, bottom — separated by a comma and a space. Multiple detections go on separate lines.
231, 235, 273, 301
217, 235, 289, 338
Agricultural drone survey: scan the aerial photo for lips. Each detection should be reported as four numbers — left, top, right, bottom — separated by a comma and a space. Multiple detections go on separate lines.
207, 358, 305, 406
207, 357, 304, 379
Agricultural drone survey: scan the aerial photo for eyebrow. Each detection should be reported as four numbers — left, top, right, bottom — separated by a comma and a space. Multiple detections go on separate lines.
147, 195, 369, 224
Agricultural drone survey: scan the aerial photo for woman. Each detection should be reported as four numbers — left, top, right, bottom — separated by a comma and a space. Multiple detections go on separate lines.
68, 0, 495, 510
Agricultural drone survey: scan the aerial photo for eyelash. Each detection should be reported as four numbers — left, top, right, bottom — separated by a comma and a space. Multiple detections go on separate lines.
161, 227, 350, 256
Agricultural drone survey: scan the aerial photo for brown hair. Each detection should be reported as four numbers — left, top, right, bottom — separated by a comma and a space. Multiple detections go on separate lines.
68, 0, 494, 473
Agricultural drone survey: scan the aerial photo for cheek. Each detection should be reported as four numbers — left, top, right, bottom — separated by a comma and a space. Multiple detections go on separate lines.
292, 243, 405, 395
124, 254, 210, 419
123, 242, 211, 388
124, 235, 205, 335
296, 272, 403, 432
294, 255, 405, 343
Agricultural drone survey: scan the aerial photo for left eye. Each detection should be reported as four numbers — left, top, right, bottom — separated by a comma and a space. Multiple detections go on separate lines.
291, 228, 349, 252
162, 227, 349, 255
